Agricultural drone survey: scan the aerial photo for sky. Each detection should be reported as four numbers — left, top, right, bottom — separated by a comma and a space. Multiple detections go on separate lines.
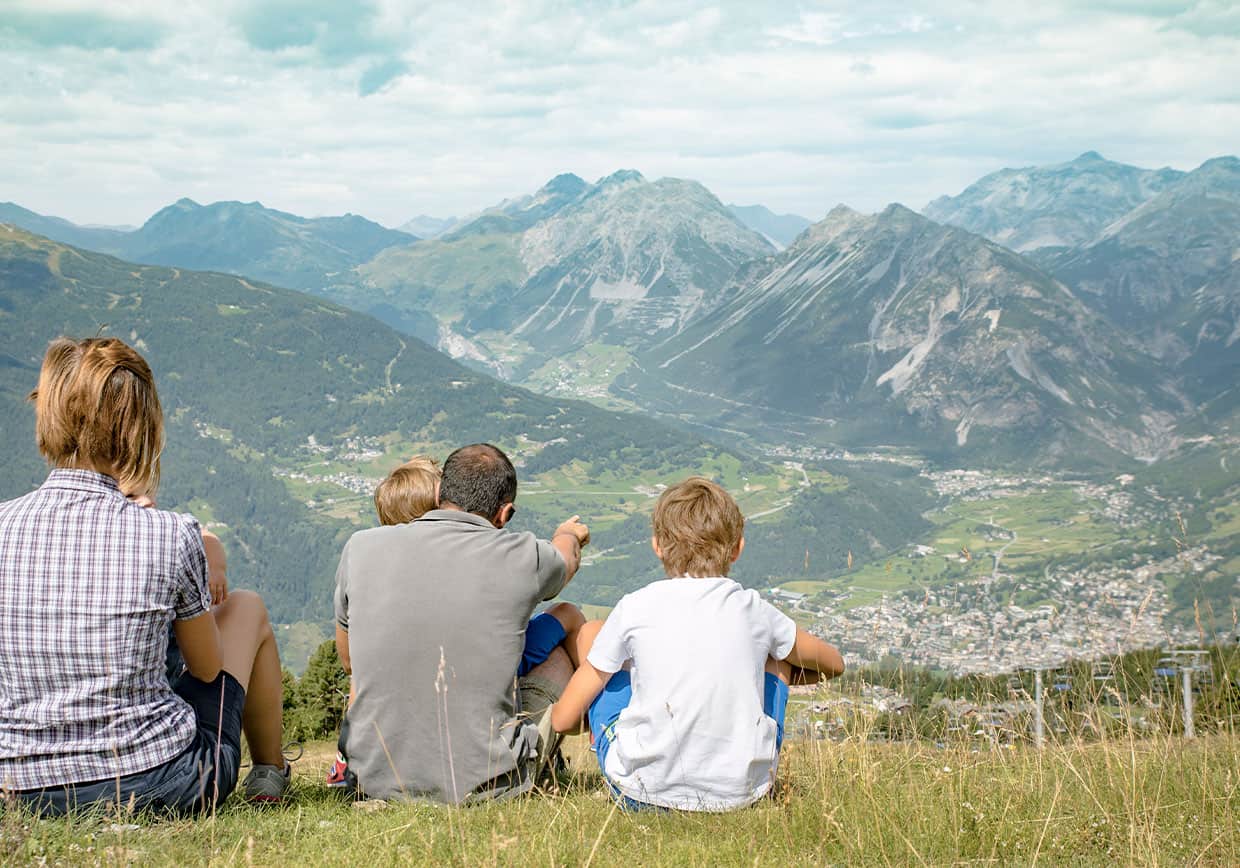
1, 0, 1238, 228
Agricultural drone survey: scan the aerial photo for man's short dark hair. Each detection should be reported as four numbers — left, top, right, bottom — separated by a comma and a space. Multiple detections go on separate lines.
438, 443, 517, 520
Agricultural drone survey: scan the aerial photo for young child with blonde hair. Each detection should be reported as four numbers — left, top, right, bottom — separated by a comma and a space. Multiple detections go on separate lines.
551, 476, 844, 811
326, 455, 441, 787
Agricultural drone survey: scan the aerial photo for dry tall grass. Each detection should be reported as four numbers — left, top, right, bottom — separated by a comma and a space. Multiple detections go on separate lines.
2, 719, 1235, 866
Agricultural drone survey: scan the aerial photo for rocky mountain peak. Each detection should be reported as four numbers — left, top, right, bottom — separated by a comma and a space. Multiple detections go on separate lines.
799, 204, 871, 247
538, 173, 589, 197
595, 169, 646, 190
923, 153, 1187, 251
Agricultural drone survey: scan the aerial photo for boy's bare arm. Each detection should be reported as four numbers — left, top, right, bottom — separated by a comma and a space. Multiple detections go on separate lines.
201, 530, 228, 605
335, 624, 351, 675
784, 628, 845, 680
551, 515, 590, 583
550, 661, 610, 734
129, 494, 228, 606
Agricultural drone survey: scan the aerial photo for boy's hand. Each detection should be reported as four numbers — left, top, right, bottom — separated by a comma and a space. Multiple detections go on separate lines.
129, 493, 229, 605
555, 515, 590, 548
207, 566, 229, 606
201, 531, 229, 606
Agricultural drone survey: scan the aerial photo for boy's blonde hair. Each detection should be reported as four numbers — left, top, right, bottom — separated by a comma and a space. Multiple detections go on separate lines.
651, 476, 744, 578
28, 337, 164, 498
374, 456, 441, 525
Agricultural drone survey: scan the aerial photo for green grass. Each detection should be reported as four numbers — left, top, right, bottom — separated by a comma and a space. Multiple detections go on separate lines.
4, 733, 1234, 865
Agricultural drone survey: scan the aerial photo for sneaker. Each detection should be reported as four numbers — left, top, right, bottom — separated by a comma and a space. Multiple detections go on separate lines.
325, 754, 350, 788
243, 763, 292, 803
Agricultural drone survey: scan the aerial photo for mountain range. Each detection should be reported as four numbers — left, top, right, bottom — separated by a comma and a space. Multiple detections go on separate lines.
0, 224, 715, 622
358, 170, 775, 369
0, 198, 414, 295
3, 151, 1236, 469
621, 203, 1186, 464
1038, 157, 1240, 408
923, 151, 1184, 252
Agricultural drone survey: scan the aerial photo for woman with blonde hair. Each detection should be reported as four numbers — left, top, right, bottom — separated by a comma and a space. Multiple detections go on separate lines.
0, 337, 292, 814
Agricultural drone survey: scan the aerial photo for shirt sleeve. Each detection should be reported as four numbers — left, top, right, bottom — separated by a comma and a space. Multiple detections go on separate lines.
585, 598, 630, 674
533, 537, 568, 601
333, 539, 351, 630
760, 598, 798, 661
173, 516, 211, 621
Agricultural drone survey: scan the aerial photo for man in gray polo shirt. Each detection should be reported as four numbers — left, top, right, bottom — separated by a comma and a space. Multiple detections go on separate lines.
333, 443, 589, 802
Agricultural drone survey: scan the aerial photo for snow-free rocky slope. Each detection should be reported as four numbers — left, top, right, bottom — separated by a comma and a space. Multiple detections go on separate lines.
924, 152, 1183, 252
620, 204, 1187, 466
1042, 156, 1240, 410
359, 171, 775, 366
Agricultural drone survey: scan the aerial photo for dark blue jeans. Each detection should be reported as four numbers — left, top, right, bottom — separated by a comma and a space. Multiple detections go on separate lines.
14, 671, 245, 817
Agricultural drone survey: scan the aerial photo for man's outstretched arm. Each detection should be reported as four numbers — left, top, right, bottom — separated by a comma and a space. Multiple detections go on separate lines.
551, 515, 590, 583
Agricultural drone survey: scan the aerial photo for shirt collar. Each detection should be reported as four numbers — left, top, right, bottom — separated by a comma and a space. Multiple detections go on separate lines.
417, 508, 497, 529
40, 468, 125, 498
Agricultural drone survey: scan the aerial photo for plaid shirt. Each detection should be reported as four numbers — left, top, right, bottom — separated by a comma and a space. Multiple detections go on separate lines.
0, 469, 211, 791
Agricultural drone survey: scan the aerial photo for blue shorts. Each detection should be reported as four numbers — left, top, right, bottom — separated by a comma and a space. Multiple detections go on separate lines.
588, 670, 790, 809
517, 611, 566, 677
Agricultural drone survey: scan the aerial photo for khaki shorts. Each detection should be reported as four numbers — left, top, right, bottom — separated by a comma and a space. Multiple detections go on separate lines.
519, 673, 564, 775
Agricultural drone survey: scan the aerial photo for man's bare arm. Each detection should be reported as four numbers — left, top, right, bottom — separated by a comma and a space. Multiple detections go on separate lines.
335, 624, 351, 675
551, 515, 590, 584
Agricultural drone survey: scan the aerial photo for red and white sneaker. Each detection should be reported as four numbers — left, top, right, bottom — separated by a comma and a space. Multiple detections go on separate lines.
325, 754, 351, 788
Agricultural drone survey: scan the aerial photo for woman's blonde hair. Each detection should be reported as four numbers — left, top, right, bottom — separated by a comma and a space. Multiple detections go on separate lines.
28, 337, 165, 497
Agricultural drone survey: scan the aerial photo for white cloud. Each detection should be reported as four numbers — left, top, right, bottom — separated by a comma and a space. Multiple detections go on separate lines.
0, 1, 1235, 227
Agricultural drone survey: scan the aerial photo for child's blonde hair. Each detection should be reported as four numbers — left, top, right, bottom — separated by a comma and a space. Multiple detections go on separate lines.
374, 456, 441, 525
28, 337, 165, 498
651, 476, 745, 577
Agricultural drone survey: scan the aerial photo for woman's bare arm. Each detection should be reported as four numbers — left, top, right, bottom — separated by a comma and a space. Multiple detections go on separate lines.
173, 612, 223, 682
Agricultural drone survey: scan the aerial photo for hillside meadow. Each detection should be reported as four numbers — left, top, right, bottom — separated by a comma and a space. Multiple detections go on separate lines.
3, 727, 1235, 866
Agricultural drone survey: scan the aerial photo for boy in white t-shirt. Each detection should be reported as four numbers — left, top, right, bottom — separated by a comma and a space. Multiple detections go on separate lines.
550, 477, 844, 811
